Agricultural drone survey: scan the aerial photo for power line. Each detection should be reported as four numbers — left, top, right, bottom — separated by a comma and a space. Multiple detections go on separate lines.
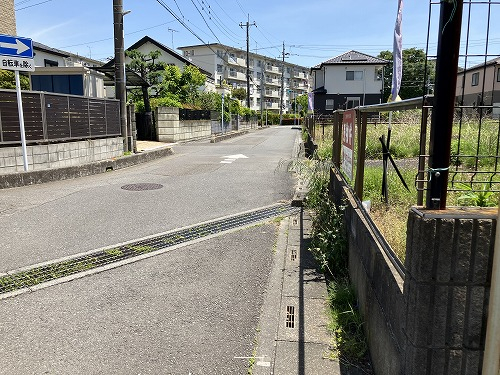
15, 0, 53, 11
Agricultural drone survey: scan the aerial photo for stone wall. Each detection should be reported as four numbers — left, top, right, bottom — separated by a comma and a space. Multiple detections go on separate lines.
156, 107, 211, 143
0, 137, 123, 174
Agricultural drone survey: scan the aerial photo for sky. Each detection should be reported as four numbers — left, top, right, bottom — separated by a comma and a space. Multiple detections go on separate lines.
14, 0, 500, 69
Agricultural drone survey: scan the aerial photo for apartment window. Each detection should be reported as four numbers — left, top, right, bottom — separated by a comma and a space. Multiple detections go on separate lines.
346, 97, 360, 109
287, 67, 291, 74
346, 71, 364, 80
257, 72, 262, 79
250, 58, 254, 67
216, 50, 223, 58
497, 67, 500, 82
325, 99, 334, 110
217, 64, 223, 73
257, 60, 262, 67
471, 72, 479, 86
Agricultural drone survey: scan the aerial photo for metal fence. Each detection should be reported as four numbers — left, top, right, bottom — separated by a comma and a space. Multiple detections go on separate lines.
0, 89, 120, 145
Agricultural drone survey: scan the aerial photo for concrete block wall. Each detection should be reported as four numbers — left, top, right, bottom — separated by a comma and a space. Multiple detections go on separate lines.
0, 137, 123, 174
404, 208, 496, 375
156, 107, 211, 143
330, 168, 405, 374
329, 166, 497, 375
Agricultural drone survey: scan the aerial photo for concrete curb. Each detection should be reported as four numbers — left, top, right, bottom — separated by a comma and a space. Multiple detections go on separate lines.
0, 147, 174, 189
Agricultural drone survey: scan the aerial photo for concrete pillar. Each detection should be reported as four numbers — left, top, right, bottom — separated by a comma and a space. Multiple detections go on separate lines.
404, 207, 497, 375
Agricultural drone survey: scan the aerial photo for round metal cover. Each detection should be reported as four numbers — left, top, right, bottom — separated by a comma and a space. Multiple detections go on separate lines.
121, 183, 164, 191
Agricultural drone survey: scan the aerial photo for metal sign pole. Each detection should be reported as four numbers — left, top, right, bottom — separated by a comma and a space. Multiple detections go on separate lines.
14, 70, 28, 171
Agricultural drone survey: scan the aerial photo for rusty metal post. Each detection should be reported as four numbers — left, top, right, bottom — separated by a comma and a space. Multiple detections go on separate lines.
426, 0, 463, 209
332, 111, 342, 168
354, 111, 367, 201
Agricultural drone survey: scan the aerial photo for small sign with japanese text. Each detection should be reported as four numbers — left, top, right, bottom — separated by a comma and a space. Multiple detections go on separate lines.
342, 109, 355, 180
0, 34, 34, 72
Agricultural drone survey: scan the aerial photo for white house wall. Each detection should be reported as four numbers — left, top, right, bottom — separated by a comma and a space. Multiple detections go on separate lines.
324, 65, 382, 95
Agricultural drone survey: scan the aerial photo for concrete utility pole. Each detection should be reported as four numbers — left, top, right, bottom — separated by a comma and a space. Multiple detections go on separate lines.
279, 42, 289, 125
240, 15, 256, 109
113, 0, 129, 152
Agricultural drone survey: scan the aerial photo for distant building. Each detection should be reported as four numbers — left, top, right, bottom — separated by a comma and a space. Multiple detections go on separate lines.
0, 0, 16, 35
310, 50, 388, 114
102, 36, 215, 97
178, 43, 311, 113
456, 57, 500, 118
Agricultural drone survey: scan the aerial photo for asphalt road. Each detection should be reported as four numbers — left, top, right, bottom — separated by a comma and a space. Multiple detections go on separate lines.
0, 126, 300, 271
0, 126, 301, 374
0, 224, 277, 374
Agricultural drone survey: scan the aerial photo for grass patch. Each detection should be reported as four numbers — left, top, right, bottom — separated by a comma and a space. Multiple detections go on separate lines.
327, 277, 368, 363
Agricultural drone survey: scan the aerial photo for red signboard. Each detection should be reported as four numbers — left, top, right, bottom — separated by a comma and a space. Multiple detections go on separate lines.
341, 109, 356, 180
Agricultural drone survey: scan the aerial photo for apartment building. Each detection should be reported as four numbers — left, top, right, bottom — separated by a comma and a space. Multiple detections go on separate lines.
178, 43, 310, 113
0, 0, 16, 35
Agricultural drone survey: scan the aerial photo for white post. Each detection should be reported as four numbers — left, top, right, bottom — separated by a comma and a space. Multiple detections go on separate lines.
15, 71, 29, 172
221, 93, 225, 133
482, 203, 500, 375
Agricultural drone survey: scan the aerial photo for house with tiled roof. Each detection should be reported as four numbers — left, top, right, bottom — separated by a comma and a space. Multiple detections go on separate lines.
310, 50, 388, 114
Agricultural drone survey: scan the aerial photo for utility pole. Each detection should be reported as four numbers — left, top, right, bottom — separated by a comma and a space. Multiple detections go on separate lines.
279, 42, 289, 125
240, 15, 256, 109
167, 28, 178, 49
113, 0, 129, 152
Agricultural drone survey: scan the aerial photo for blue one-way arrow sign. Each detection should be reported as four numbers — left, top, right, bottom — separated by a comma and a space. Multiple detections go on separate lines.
0, 34, 33, 58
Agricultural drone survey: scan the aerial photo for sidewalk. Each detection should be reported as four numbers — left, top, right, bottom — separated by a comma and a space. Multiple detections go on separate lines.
253, 208, 341, 374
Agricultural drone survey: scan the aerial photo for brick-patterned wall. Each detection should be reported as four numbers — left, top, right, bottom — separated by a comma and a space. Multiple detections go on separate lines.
0, 0, 16, 35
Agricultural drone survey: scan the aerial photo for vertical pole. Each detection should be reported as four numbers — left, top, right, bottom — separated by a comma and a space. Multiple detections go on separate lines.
221, 93, 225, 133
245, 15, 250, 109
426, 0, 463, 209
15, 71, 28, 171
354, 111, 367, 201
279, 42, 285, 125
113, 0, 129, 152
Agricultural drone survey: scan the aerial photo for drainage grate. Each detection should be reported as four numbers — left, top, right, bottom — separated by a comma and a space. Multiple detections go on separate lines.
121, 183, 164, 191
286, 305, 295, 328
0, 203, 299, 296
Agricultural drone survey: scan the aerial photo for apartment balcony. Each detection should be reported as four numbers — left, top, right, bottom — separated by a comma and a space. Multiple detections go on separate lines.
265, 102, 279, 110
293, 71, 307, 79
225, 70, 247, 81
265, 65, 282, 75
225, 55, 246, 67
265, 77, 281, 87
264, 90, 280, 98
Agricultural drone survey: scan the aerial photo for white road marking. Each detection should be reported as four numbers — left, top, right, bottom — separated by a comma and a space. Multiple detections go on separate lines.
220, 154, 249, 164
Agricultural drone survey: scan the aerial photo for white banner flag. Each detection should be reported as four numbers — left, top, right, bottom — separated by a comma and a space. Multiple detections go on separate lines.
392, 0, 403, 101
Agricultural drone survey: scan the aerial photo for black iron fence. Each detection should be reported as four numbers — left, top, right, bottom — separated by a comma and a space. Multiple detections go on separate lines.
0, 89, 120, 145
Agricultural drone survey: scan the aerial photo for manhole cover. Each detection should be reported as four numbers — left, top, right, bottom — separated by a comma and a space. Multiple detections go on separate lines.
121, 183, 164, 191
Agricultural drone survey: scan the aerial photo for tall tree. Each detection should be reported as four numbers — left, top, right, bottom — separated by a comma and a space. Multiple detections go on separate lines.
126, 49, 168, 112
378, 48, 435, 101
